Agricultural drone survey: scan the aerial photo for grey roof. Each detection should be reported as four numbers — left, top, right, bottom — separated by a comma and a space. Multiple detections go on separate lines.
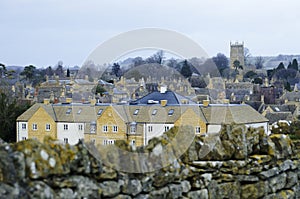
131, 91, 196, 105
200, 104, 269, 124
265, 112, 293, 124
17, 104, 56, 121
267, 104, 297, 113
112, 105, 205, 124
281, 91, 300, 102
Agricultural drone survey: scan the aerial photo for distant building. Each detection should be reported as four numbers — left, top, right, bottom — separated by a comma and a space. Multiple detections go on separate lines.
230, 42, 245, 69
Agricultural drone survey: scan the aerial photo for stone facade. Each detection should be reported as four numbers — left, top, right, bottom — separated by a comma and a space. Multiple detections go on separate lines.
230, 42, 245, 69
1, 125, 300, 198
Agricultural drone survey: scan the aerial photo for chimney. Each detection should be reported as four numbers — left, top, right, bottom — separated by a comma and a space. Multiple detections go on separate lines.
223, 99, 230, 104
66, 98, 72, 103
161, 100, 167, 107
160, 85, 167, 94
203, 100, 210, 107
261, 95, 264, 103
44, 99, 50, 105
90, 98, 97, 105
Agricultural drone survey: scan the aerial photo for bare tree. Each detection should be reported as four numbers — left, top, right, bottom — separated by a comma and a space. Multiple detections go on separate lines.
146, 50, 164, 64
255, 56, 264, 69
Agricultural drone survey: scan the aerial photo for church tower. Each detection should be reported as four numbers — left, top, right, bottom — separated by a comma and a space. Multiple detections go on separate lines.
230, 42, 245, 69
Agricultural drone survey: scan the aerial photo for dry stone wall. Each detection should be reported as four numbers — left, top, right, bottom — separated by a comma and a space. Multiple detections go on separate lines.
0, 125, 300, 199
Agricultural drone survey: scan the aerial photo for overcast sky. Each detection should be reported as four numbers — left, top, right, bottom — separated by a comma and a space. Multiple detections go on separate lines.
0, 0, 299, 67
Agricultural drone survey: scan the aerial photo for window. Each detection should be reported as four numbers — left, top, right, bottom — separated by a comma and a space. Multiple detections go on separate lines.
77, 109, 82, 114
133, 109, 139, 115
63, 124, 68, 130
66, 108, 72, 114
103, 139, 115, 145
64, 138, 69, 144
102, 125, 108, 132
148, 125, 153, 132
90, 122, 96, 133
164, 126, 170, 132
131, 139, 136, 146
32, 123, 37, 130
46, 124, 51, 131
195, 126, 201, 134
21, 123, 26, 130
152, 109, 157, 115
168, 109, 174, 116
91, 139, 96, 144
78, 124, 83, 131
97, 109, 103, 115
22, 137, 27, 141
113, 125, 118, 132
130, 122, 137, 134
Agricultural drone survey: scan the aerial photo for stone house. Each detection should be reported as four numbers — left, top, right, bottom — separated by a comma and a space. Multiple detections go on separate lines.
17, 91, 268, 146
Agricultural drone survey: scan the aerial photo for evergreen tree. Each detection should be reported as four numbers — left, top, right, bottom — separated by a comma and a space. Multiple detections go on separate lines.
0, 93, 30, 142
292, 59, 299, 71
233, 60, 243, 71
112, 63, 122, 77
277, 62, 285, 70
66, 68, 70, 77
287, 62, 292, 70
180, 60, 192, 78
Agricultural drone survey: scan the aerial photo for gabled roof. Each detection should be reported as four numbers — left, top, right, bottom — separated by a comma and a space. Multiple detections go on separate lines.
131, 91, 196, 105
267, 104, 297, 113
200, 104, 268, 124
17, 104, 56, 121
265, 112, 293, 124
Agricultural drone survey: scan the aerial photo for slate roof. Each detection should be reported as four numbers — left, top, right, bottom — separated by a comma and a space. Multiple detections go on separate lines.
280, 91, 300, 102
265, 112, 293, 124
200, 104, 268, 124
131, 91, 196, 105
112, 105, 205, 124
17, 104, 56, 121
267, 104, 297, 113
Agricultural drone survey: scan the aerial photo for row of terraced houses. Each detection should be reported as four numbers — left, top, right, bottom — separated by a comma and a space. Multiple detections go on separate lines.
16, 89, 269, 146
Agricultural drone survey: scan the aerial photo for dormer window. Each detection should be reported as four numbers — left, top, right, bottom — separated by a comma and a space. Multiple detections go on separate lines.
168, 109, 174, 116
133, 109, 139, 115
152, 109, 157, 115
97, 109, 103, 115
66, 108, 72, 115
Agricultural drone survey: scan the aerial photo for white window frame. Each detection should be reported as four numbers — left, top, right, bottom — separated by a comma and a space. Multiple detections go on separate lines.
195, 126, 201, 134
46, 124, 51, 131
102, 125, 108, 132
32, 123, 37, 130
113, 125, 118, 133
22, 137, 27, 141
148, 125, 153, 132
63, 124, 68, 131
164, 126, 170, 132
78, 124, 83, 131
130, 125, 136, 134
103, 139, 115, 145
64, 138, 68, 144
21, 123, 26, 130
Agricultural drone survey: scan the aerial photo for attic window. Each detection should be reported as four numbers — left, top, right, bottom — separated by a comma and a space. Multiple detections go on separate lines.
152, 109, 157, 115
97, 109, 103, 115
77, 109, 82, 114
133, 109, 139, 115
66, 108, 72, 114
168, 109, 174, 116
